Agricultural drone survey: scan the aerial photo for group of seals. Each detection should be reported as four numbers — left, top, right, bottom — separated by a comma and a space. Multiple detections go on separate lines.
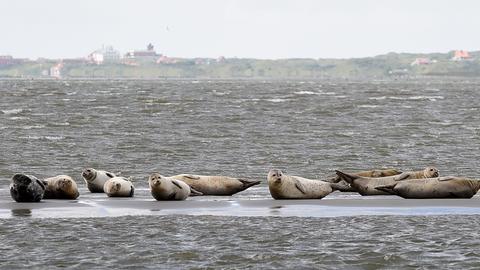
10, 174, 80, 202
10, 165, 480, 202
267, 166, 480, 199
335, 167, 439, 196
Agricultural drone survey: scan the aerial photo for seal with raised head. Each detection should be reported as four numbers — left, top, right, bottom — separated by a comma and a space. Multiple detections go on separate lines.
81, 168, 115, 193
335, 166, 440, 196
375, 176, 480, 199
170, 174, 261, 196
104, 177, 135, 197
10, 174, 45, 202
149, 173, 203, 201
267, 169, 347, 199
43, 175, 79, 200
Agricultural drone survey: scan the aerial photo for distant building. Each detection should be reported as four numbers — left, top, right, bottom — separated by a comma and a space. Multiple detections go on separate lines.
156, 55, 177, 64
88, 45, 121, 65
216, 56, 226, 63
0, 55, 23, 66
50, 62, 63, 78
124, 43, 161, 63
452, 50, 472, 61
411, 58, 436, 66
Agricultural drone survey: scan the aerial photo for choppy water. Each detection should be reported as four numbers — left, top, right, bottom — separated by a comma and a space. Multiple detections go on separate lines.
1, 79, 480, 269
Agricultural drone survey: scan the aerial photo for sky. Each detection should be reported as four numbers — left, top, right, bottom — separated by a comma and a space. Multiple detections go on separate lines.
0, 0, 479, 59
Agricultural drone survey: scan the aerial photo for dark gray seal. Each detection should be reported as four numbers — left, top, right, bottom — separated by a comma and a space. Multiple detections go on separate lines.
10, 174, 45, 202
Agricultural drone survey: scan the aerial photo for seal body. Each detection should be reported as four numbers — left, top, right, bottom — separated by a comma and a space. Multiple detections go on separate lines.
43, 175, 80, 199
335, 167, 439, 196
10, 174, 45, 202
81, 168, 115, 193
170, 174, 261, 196
104, 177, 134, 197
149, 173, 200, 200
267, 169, 336, 199
327, 168, 402, 183
375, 177, 480, 199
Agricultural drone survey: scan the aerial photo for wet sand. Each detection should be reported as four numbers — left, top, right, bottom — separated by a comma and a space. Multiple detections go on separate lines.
2, 188, 480, 219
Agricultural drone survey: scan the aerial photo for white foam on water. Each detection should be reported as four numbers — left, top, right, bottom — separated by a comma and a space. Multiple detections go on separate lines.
267, 98, 287, 103
1, 109, 23, 115
294, 91, 317, 95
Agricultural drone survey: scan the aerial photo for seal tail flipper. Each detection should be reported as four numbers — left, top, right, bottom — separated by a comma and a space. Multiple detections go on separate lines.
239, 179, 261, 188
129, 186, 135, 197
335, 170, 360, 184
374, 183, 397, 194
189, 187, 203, 196
330, 182, 356, 192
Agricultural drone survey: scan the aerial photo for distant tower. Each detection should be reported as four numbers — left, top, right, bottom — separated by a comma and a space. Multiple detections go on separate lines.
147, 43, 154, 51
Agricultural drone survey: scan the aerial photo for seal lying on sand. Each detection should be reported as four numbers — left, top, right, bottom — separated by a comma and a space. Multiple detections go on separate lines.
81, 168, 115, 193
43, 175, 79, 199
170, 174, 261, 196
10, 174, 45, 202
149, 173, 202, 201
326, 168, 403, 183
104, 177, 134, 197
267, 169, 347, 199
375, 177, 480, 199
335, 166, 440, 196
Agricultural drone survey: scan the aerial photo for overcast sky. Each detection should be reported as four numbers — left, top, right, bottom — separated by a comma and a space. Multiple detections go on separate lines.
1, 0, 478, 59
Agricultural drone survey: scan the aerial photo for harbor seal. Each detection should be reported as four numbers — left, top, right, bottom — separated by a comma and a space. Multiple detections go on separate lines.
335, 166, 440, 196
10, 174, 45, 202
326, 168, 403, 183
42, 175, 79, 200
104, 177, 135, 197
375, 176, 480, 199
267, 169, 346, 199
170, 174, 261, 196
149, 173, 203, 201
81, 168, 115, 193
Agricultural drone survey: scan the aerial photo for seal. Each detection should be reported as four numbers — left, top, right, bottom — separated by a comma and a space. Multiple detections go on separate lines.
103, 177, 135, 197
326, 168, 403, 183
267, 169, 347, 199
81, 168, 116, 193
335, 166, 440, 196
10, 174, 45, 202
42, 175, 80, 200
170, 174, 261, 196
375, 176, 480, 199
149, 173, 203, 201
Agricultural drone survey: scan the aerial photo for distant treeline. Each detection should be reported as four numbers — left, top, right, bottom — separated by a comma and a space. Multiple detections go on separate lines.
1, 51, 479, 79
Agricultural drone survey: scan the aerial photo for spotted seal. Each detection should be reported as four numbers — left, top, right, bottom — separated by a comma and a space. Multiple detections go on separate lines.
170, 174, 261, 196
43, 175, 79, 199
104, 177, 134, 197
81, 168, 115, 193
10, 174, 45, 202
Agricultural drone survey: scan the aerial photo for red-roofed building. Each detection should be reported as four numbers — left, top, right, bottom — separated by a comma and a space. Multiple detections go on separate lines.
452, 50, 472, 61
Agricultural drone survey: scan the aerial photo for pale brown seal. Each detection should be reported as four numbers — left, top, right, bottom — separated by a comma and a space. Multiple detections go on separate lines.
375, 176, 480, 199
104, 177, 134, 197
43, 175, 79, 200
335, 166, 440, 196
267, 169, 346, 199
170, 174, 261, 196
149, 173, 203, 201
326, 168, 403, 183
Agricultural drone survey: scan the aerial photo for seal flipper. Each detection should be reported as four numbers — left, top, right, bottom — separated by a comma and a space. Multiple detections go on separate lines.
438, 176, 455, 182
294, 179, 307, 194
330, 182, 355, 192
171, 180, 184, 189
238, 179, 261, 188
106, 172, 115, 178
129, 186, 135, 197
168, 192, 177, 200
189, 187, 203, 196
182, 175, 201, 180
374, 183, 397, 194
335, 170, 360, 184
394, 173, 411, 181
